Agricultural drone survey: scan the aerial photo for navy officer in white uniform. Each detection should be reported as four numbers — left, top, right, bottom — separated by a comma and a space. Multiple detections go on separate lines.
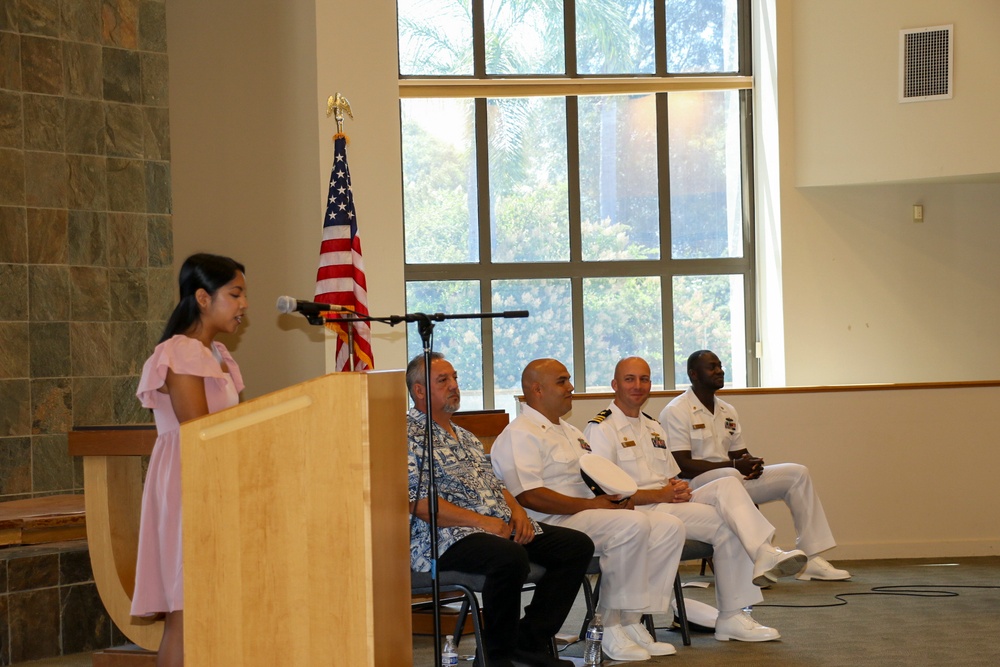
660, 350, 850, 582
585, 356, 808, 642
491, 358, 684, 663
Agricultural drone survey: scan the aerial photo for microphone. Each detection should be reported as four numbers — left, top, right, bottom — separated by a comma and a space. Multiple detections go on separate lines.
276, 296, 350, 315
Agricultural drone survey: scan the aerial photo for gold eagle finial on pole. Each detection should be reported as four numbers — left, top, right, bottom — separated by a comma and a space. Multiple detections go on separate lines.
326, 93, 353, 135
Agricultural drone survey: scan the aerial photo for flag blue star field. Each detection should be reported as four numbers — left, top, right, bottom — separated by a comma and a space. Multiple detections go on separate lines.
314, 133, 373, 371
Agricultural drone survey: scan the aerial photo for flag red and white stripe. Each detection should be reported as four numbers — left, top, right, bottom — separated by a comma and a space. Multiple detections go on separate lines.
314, 133, 373, 371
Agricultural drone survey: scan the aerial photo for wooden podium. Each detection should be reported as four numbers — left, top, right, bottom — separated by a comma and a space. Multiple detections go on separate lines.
180, 370, 411, 666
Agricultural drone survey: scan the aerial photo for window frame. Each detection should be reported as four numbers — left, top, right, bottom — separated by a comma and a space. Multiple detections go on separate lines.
399, 0, 758, 405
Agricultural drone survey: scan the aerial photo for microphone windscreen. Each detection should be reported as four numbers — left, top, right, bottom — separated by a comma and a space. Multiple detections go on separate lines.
504, 310, 529, 318
275, 295, 297, 314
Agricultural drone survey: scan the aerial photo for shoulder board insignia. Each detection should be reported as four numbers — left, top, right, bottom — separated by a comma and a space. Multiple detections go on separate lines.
588, 409, 612, 424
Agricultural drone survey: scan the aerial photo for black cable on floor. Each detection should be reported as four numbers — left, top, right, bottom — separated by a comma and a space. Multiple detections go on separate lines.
753, 583, 1000, 609
642, 584, 1000, 633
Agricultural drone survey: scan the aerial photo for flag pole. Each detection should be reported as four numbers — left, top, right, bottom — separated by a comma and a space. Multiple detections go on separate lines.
326, 93, 358, 372
347, 322, 356, 371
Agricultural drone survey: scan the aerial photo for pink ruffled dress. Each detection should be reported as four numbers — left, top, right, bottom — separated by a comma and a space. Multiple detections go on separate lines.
131, 334, 244, 616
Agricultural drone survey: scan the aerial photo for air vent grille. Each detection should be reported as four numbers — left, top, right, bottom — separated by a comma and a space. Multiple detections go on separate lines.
899, 25, 953, 102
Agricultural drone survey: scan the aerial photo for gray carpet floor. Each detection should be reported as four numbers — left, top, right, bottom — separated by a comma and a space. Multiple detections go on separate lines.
15, 557, 998, 666
414, 556, 1000, 667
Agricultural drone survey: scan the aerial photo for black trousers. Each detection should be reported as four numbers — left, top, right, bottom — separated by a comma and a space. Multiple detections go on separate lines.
437, 523, 594, 660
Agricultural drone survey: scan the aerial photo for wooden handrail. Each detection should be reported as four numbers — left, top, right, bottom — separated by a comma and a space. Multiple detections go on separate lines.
535, 378, 1000, 404
68, 425, 156, 457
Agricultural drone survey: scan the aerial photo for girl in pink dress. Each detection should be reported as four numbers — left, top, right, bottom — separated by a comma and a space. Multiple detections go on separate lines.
132, 253, 247, 667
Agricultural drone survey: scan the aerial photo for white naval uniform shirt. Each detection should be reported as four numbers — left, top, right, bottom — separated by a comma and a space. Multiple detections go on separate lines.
490, 403, 595, 524
661, 387, 747, 464
584, 402, 681, 489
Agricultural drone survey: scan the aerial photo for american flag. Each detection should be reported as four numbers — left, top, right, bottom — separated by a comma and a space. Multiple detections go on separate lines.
314, 134, 373, 371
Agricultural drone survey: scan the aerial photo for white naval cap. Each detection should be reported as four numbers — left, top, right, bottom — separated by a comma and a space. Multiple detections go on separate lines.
579, 453, 638, 498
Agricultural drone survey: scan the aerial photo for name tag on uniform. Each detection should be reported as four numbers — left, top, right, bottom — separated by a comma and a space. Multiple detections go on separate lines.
693, 423, 706, 430
621, 439, 636, 448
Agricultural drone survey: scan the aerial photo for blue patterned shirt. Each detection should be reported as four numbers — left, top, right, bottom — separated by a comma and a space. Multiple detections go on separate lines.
407, 408, 540, 571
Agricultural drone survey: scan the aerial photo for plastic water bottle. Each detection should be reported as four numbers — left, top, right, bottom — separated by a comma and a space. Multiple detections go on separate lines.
583, 613, 603, 666
441, 634, 458, 667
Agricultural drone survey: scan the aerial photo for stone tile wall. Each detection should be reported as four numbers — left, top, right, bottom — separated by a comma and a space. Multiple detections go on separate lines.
0, 541, 125, 664
0, 0, 172, 660
1, 0, 172, 495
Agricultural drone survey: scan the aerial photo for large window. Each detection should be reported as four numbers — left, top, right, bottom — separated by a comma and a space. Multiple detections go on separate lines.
399, 0, 755, 413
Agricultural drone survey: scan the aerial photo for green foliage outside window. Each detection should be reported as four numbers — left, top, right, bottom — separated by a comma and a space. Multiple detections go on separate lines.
400, 0, 751, 406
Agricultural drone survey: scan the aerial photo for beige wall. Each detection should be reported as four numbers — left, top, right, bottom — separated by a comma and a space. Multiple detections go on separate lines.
562, 385, 1000, 560
167, 0, 405, 399
776, 0, 1000, 386
314, 1, 407, 376
792, 0, 1000, 187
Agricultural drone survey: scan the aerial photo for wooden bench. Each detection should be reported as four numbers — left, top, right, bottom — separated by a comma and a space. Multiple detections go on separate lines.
451, 409, 509, 454
67, 425, 162, 663
0, 494, 86, 546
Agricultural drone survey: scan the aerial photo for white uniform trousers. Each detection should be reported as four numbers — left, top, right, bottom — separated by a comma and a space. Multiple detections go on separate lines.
545, 508, 684, 613
640, 476, 771, 612
689, 463, 836, 556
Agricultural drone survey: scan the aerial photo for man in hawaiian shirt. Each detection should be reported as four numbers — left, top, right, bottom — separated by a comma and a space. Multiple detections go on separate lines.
407, 352, 594, 667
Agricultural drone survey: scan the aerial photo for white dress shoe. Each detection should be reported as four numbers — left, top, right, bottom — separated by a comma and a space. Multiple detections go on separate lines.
796, 555, 851, 581
622, 623, 676, 656
753, 546, 807, 587
714, 611, 781, 642
602, 624, 651, 661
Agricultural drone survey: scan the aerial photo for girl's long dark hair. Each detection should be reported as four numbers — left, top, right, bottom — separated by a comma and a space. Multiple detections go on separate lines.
159, 253, 246, 344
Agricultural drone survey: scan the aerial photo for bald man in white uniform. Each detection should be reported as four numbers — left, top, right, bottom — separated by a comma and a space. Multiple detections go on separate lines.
492, 359, 683, 663
585, 356, 807, 642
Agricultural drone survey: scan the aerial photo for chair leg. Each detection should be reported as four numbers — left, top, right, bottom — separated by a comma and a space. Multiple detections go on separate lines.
699, 557, 715, 576
641, 613, 657, 641
579, 573, 602, 641
453, 596, 471, 645
460, 586, 489, 667
673, 574, 692, 647
579, 577, 594, 642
